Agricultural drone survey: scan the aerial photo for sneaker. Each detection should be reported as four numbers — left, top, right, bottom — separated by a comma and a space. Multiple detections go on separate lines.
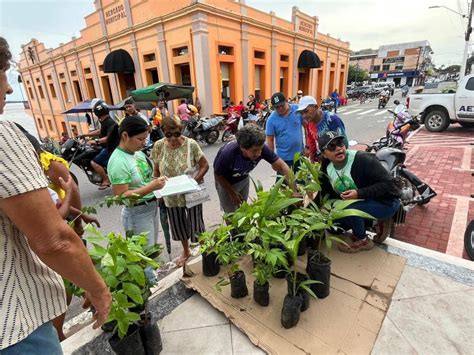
373, 219, 392, 244
338, 236, 375, 253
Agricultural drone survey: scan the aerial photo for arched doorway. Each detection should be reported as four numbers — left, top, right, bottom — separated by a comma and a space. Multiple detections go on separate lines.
103, 49, 137, 100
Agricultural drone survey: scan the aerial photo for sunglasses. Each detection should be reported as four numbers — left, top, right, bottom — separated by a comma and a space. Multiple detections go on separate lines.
165, 132, 181, 138
324, 139, 345, 152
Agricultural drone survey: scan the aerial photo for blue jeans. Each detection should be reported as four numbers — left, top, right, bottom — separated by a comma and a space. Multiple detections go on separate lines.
336, 198, 400, 240
122, 200, 159, 284
1, 321, 62, 355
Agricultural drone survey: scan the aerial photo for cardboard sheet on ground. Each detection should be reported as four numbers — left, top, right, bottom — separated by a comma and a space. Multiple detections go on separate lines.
182, 247, 406, 354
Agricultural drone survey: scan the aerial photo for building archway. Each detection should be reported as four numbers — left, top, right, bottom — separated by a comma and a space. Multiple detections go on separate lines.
103, 49, 136, 100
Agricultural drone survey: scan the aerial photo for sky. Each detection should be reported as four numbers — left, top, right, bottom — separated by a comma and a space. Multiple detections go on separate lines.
1, 0, 471, 100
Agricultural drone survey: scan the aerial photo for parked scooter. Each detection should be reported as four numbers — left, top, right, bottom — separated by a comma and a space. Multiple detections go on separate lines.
321, 97, 335, 112
385, 100, 420, 148
401, 85, 409, 98
222, 111, 241, 142
183, 115, 224, 144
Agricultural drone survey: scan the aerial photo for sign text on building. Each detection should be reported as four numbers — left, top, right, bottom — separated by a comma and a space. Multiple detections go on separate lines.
105, 4, 127, 25
383, 56, 405, 64
298, 20, 314, 37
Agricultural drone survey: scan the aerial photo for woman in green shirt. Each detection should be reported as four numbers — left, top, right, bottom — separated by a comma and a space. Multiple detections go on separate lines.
107, 116, 167, 248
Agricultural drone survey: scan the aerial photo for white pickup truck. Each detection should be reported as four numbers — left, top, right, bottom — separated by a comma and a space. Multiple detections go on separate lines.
407, 74, 474, 132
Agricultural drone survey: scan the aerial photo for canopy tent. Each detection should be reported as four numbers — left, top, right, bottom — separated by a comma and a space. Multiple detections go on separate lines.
297, 50, 322, 69
61, 100, 120, 114
103, 49, 135, 73
115, 97, 156, 111
130, 83, 194, 102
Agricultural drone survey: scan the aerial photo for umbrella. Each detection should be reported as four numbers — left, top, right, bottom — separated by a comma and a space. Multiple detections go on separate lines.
61, 99, 120, 114
130, 83, 194, 102
115, 97, 156, 111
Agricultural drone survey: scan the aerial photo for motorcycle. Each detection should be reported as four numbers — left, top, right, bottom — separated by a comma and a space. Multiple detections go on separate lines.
353, 124, 437, 243
183, 115, 224, 144
378, 94, 389, 109
385, 100, 420, 148
222, 111, 241, 142
60, 138, 106, 186
401, 86, 409, 98
321, 98, 335, 112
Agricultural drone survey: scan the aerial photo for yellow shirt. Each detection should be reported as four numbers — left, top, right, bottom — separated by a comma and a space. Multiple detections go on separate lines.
39, 151, 70, 199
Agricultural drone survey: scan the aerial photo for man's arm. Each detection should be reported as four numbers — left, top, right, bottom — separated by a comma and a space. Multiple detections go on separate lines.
266, 135, 275, 152
215, 174, 243, 206
0, 189, 111, 328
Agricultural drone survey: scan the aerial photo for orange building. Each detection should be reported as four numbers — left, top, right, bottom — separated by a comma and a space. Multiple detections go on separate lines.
18, 0, 350, 139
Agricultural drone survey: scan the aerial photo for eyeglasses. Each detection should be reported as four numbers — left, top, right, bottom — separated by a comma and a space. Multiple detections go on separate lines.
324, 139, 345, 152
165, 132, 181, 138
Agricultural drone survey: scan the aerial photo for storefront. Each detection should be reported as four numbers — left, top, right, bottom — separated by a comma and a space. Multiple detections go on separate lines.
19, 0, 350, 138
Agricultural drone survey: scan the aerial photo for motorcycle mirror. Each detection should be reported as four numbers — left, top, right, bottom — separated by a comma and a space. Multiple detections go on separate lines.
348, 140, 358, 147
393, 100, 400, 105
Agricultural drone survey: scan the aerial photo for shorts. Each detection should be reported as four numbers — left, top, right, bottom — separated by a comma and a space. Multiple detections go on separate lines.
92, 148, 110, 167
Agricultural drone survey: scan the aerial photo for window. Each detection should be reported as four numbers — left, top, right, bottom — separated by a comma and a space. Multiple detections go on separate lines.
36, 118, 43, 129
372, 65, 380, 72
382, 64, 390, 71
144, 53, 156, 62
254, 50, 265, 59
28, 87, 35, 100
98, 65, 104, 72
341, 64, 345, 69
84, 67, 91, 74
395, 64, 403, 70
173, 47, 188, 57
36, 78, 40, 83
73, 80, 83, 101
38, 85, 45, 99
218, 45, 233, 55
280, 55, 289, 62
47, 74, 52, 80
330, 63, 335, 68
466, 78, 474, 91
61, 82, 69, 102
71, 70, 77, 77
49, 83, 57, 98
59, 73, 65, 79
47, 120, 53, 131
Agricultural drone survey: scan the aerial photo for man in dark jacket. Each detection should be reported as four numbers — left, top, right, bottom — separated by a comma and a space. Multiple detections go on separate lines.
318, 131, 401, 253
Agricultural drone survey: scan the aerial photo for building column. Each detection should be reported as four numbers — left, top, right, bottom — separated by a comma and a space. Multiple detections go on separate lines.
156, 23, 171, 83
88, 48, 102, 99
292, 42, 299, 95
123, 0, 144, 88
191, 12, 213, 117
323, 49, 331, 97
270, 13, 277, 94
74, 53, 88, 99
241, 23, 249, 99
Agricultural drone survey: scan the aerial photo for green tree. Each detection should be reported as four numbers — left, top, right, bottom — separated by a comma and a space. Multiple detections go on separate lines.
348, 64, 369, 84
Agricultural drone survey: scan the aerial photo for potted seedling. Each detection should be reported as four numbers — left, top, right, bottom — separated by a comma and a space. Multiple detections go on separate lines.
304, 198, 374, 298
199, 225, 233, 276
214, 234, 248, 298
248, 230, 288, 306
85, 225, 162, 355
274, 213, 320, 329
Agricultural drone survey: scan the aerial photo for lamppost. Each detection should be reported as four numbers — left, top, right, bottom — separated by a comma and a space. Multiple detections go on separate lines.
429, 2, 473, 79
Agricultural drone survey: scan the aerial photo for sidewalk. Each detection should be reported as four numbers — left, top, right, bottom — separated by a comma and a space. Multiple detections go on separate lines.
394, 124, 474, 260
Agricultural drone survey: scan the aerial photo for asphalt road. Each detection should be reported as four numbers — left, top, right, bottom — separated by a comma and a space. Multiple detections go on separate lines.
74, 89, 405, 262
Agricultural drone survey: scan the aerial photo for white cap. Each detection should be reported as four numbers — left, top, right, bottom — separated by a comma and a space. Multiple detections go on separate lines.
296, 96, 317, 112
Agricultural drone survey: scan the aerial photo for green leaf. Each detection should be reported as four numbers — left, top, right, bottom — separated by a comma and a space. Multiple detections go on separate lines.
123, 282, 144, 305
127, 264, 146, 287
102, 253, 114, 267
126, 311, 141, 322
104, 274, 119, 288
332, 208, 374, 220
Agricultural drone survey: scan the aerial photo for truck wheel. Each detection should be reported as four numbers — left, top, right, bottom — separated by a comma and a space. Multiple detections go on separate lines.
459, 121, 474, 128
424, 110, 449, 132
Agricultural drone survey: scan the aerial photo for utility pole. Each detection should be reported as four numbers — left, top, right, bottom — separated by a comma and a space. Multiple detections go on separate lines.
460, 0, 473, 79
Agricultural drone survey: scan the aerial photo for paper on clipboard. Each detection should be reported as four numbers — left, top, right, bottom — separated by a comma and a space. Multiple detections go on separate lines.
153, 175, 199, 198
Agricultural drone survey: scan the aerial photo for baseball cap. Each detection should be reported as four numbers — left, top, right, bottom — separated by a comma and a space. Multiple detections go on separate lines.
318, 131, 345, 151
271, 92, 286, 107
296, 96, 317, 112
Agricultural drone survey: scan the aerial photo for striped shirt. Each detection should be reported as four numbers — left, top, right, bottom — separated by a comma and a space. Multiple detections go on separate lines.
0, 121, 66, 349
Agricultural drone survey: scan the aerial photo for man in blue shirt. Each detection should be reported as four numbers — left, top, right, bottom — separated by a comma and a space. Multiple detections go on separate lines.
214, 125, 290, 212
297, 96, 348, 161
265, 92, 304, 170
331, 89, 339, 113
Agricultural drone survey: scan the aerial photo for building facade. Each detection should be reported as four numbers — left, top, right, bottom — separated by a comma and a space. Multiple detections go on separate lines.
349, 41, 433, 87
19, 0, 350, 139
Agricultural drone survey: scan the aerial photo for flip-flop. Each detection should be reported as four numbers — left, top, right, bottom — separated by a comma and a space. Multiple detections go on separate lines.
175, 255, 190, 267
98, 184, 110, 190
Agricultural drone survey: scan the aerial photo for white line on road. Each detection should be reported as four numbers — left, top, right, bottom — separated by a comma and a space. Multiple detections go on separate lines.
357, 109, 377, 116
342, 109, 364, 115
377, 119, 386, 123
374, 110, 388, 116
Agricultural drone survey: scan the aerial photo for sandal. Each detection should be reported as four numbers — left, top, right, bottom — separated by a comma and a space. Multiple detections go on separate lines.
98, 184, 110, 190
174, 255, 190, 267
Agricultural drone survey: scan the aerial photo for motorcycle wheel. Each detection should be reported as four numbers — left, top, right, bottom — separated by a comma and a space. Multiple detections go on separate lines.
464, 220, 474, 261
222, 130, 233, 142
70, 172, 79, 186
205, 130, 219, 144
378, 102, 382, 109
